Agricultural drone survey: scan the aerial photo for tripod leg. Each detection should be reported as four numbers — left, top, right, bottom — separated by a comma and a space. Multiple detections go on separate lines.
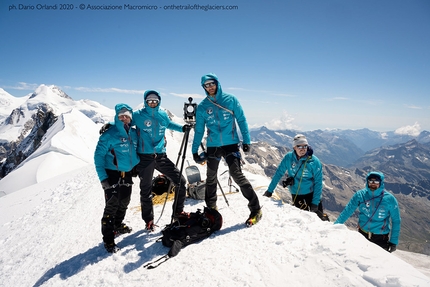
171, 128, 191, 223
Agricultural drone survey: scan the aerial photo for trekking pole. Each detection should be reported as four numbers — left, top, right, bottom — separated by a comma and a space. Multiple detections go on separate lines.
200, 143, 229, 207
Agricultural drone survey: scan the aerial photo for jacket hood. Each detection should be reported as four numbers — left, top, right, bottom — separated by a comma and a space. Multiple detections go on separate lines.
201, 73, 222, 98
365, 171, 385, 194
143, 90, 161, 111
114, 103, 133, 137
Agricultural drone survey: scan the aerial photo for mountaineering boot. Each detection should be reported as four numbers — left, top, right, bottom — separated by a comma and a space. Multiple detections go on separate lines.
207, 205, 218, 211
104, 242, 120, 253
245, 208, 262, 227
145, 220, 156, 232
114, 223, 132, 236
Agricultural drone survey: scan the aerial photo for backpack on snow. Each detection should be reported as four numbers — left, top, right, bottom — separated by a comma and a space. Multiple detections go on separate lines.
161, 207, 222, 257
185, 165, 205, 200
151, 174, 173, 196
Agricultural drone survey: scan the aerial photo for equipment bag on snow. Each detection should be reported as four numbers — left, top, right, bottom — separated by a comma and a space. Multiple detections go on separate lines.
161, 207, 223, 257
187, 181, 206, 200
185, 165, 205, 200
152, 174, 172, 196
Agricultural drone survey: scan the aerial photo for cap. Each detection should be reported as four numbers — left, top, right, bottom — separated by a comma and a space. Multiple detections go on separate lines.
368, 174, 381, 181
146, 93, 159, 102
118, 108, 132, 119
293, 134, 308, 147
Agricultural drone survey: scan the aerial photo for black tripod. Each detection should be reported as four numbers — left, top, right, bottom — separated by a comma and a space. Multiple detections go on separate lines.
171, 122, 193, 223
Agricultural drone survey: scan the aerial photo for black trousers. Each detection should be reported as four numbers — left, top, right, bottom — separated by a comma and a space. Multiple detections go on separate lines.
101, 169, 133, 244
291, 192, 323, 212
206, 144, 260, 212
359, 228, 389, 250
136, 153, 187, 223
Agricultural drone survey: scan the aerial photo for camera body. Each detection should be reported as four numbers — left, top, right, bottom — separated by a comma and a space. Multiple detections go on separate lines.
282, 177, 294, 188
184, 97, 197, 123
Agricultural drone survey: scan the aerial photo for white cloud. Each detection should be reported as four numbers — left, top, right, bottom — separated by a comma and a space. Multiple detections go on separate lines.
73, 86, 144, 94
263, 111, 299, 130
394, 122, 421, 136
169, 93, 205, 99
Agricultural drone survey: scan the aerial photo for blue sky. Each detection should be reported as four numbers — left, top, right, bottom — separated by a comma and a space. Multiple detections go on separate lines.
1, 0, 429, 132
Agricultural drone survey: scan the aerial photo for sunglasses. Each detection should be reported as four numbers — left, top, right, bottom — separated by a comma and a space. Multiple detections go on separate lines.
146, 100, 159, 104
203, 81, 216, 88
296, 145, 308, 150
368, 180, 380, 184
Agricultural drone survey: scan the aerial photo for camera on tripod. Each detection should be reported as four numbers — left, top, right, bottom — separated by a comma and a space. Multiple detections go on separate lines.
282, 177, 294, 188
183, 97, 197, 124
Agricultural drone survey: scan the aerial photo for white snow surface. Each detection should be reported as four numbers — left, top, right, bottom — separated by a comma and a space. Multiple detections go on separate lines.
0, 108, 429, 287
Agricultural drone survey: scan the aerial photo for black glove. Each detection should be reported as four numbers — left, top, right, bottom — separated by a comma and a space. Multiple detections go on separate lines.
306, 145, 314, 157
193, 153, 207, 164
101, 179, 111, 190
242, 144, 250, 153
99, 123, 111, 135
310, 204, 318, 212
182, 124, 192, 132
387, 242, 397, 253
263, 191, 272, 198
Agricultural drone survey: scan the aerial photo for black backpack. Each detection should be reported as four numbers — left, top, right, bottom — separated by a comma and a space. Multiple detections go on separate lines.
161, 207, 223, 257
152, 174, 172, 196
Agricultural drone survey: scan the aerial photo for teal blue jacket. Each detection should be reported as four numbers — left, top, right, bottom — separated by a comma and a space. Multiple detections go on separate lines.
335, 171, 401, 245
267, 151, 323, 205
94, 103, 140, 181
192, 73, 251, 153
133, 90, 183, 154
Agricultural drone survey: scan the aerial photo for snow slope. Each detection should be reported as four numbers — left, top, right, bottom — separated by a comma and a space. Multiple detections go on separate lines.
0, 108, 429, 287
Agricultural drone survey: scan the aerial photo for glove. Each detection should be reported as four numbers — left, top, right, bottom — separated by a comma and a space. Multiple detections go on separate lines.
99, 123, 111, 135
182, 124, 192, 132
387, 242, 397, 253
100, 179, 111, 190
306, 145, 313, 157
310, 204, 318, 212
193, 153, 207, 164
263, 191, 272, 198
242, 144, 250, 153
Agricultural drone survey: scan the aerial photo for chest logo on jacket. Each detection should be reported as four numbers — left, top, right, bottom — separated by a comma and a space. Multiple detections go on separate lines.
206, 107, 213, 115
120, 137, 127, 143
144, 120, 152, 127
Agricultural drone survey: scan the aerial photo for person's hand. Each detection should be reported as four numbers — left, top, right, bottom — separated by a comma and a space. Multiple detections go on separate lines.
263, 191, 272, 198
387, 242, 397, 253
99, 123, 111, 135
101, 179, 111, 190
242, 144, 250, 153
310, 204, 318, 212
193, 153, 207, 164
182, 124, 192, 133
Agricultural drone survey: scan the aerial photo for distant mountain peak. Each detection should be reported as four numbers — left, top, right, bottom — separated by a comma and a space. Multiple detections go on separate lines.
29, 84, 72, 100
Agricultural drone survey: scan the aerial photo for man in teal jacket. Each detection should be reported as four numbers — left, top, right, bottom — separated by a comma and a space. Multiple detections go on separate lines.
264, 134, 325, 218
335, 171, 401, 252
191, 73, 262, 226
94, 103, 140, 253
133, 90, 191, 231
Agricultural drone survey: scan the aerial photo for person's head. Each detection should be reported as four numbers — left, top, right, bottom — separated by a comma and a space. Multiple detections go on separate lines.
366, 172, 384, 191
117, 107, 132, 124
201, 73, 219, 97
292, 134, 309, 158
114, 103, 133, 127
144, 90, 161, 109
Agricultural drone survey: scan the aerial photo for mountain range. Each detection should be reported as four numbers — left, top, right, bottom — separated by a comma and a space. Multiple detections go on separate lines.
0, 85, 429, 257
